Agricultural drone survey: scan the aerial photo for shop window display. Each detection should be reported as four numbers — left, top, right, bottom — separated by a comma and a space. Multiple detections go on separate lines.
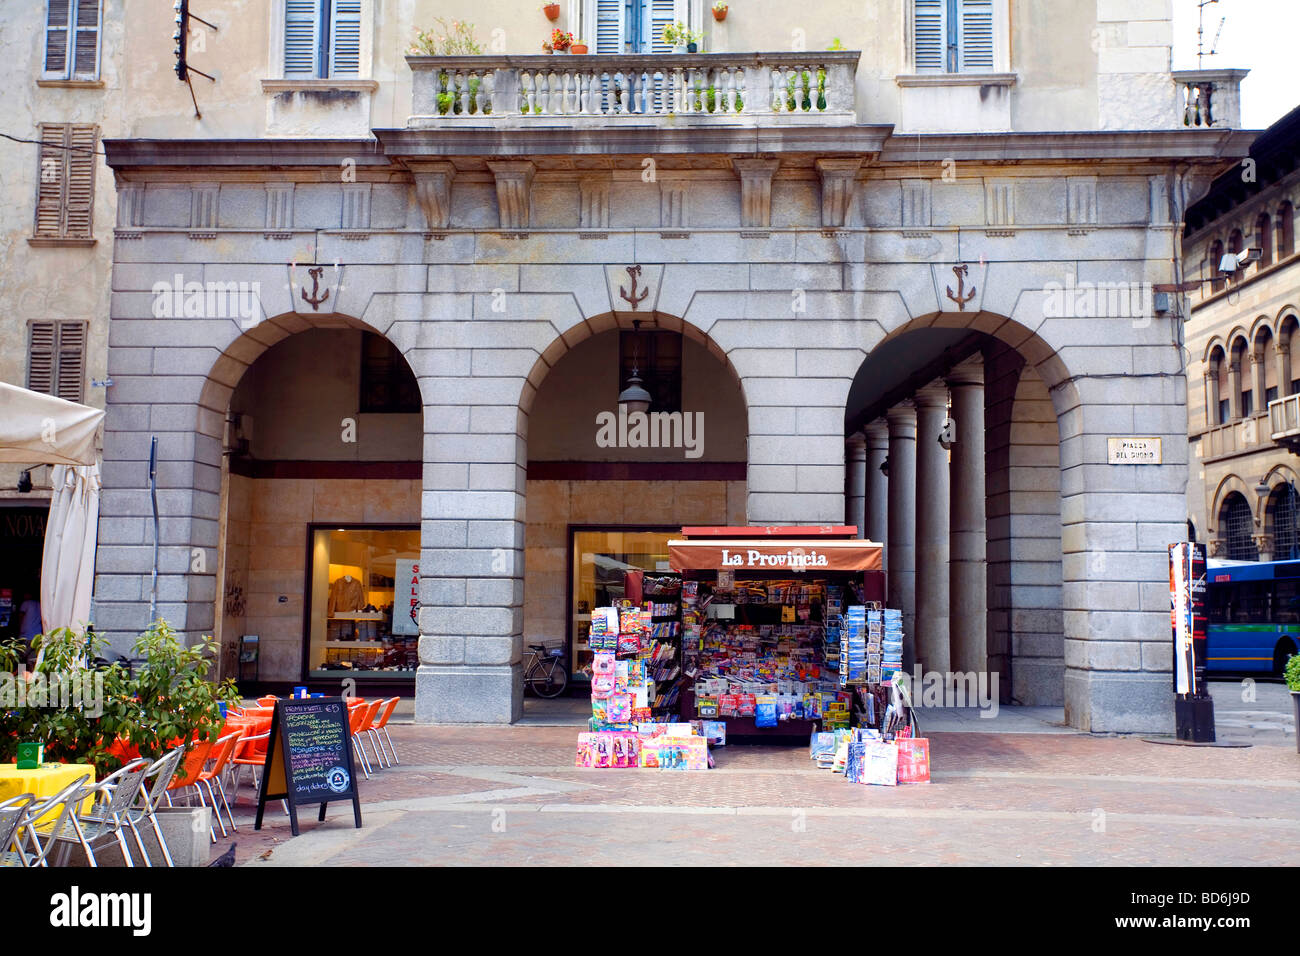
307, 526, 420, 679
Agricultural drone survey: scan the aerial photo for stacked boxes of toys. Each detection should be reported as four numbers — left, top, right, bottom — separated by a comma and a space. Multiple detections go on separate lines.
576, 603, 710, 770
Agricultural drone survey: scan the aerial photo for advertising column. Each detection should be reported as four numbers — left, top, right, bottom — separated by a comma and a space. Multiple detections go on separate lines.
1169, 542, 1213, 742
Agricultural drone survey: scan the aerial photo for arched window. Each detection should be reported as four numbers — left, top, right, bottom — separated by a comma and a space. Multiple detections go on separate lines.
1209, 239, 1225, 292
1270, 485, 1300, 561
1256, 212, 1273, 269
1222, 492, 1257, 561
1279, 201, 1295, 260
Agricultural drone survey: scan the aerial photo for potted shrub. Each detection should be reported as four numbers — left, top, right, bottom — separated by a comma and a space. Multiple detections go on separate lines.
1286, 652, 1300, 754
712, 2, 728, 21
664, 21, 688, 53
542, 41, 553, 54
686, 30, 701, 53
550, 28, 574, 53
571, 40, 589, 54
543, 2, 560, 21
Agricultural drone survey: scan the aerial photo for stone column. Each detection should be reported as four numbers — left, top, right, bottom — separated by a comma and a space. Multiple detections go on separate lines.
1254, 532, 1274, 563
1276, 343, 1292, 399
1251, 347, 1266, 415
913, 383, 951, 675
885, 403, 917, 670
845, 432, 866, 537
1205, 368, 1221, 425
864, 420, 890, 558
1228, 359, 1243, 419
946, 361, 987, 676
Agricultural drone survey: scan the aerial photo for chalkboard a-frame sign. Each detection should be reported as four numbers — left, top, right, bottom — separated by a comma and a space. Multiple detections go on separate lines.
255, 697, 362, 837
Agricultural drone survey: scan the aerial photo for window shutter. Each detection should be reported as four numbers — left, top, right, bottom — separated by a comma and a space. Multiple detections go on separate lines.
28, 323, 56, 396
913, 0, 946, 73
595, 0, 625, 54
330, 0, 361, 76
56, 323, 87, 403
63, 125, 97, 239
647, 0, 676, 53
44, 0, 72, 77
284, 0, 319, 77
71, 0, 100, 79
957, 0, 995, 71
35, 124, 69, 238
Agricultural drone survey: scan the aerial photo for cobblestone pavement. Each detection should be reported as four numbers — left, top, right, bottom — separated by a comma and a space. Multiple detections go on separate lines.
216, 723, 1300, 867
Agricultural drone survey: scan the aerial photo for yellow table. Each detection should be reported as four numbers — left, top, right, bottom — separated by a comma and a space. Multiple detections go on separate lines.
0, 763, 94, 828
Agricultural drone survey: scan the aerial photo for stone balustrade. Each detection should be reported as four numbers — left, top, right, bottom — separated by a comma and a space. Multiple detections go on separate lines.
407, 51, 861, 128
1269, 393, 1300, 452
1173, 69, 1249, 130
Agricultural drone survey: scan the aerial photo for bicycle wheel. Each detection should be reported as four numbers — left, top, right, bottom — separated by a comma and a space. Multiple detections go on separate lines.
532, 657, 569, 698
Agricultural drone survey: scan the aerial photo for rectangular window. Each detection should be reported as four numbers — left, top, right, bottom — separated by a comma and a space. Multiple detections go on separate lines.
358, 332, 420, 414
307, 526, 420, 679
27, 321, 87, 403
1267, 386, 1279, 405
914, 0, 996, 73
284, 0, 361, 78
1242, 391, 1253, 417
1218, 398, 1229, 425
44, 0, 101, 81
34, 123, 97, 241
619, 330, 682, 414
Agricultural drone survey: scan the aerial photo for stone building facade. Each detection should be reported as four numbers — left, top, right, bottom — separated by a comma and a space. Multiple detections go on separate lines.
31, 0, 1251, 732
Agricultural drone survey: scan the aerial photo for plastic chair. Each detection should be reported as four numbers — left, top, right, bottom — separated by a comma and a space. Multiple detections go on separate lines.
126, 746, 185, 867
194, 733, 242, 838
256, 695, 278, 707
0, 794, 37, 867
15, 776, 92, 868
50, 758, 152, 867
229, 730, 271, 802
348, 702, 377, 779
164, 738, 216, 841
365, 697, 401, 768
354, 698, 384, 771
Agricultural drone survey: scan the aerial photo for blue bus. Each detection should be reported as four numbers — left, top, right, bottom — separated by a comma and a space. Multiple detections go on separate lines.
1205, 558, 1300, 675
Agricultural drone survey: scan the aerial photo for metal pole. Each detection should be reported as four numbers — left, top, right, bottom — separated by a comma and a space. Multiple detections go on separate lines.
148, 436, 159, 623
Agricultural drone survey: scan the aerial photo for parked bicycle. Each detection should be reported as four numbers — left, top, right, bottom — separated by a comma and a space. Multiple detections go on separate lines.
523, 643, 569, 698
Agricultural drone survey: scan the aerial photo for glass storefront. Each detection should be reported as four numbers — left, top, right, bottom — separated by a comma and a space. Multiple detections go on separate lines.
569, 527, 676, 679
307, 526, 420, 680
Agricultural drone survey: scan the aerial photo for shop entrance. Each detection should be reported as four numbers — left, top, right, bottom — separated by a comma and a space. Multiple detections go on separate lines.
0, 505, 47, 646
215, 322, 422, 691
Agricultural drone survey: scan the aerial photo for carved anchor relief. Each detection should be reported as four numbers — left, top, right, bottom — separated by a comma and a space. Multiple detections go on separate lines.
946, 263, 976, 311
619, 265, 649, 310
302, 266, 330, 310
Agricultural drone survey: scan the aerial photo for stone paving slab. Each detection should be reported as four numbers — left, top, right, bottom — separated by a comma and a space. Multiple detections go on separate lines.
212, 722, 1300, 867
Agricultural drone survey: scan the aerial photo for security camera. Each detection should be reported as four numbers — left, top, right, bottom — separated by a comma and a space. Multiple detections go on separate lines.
1239, 247, 1263, 265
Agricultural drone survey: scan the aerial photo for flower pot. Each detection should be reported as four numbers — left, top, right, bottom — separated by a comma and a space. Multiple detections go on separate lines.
571, 44, 588, 54
673, 44, 687, 54
543, 3, 560, 21
686, 42, 698, 53
712, 7, 727, 20
1293, 691, 1300, 754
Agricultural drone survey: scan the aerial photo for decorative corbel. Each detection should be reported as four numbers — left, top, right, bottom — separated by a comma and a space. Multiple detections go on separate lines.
732, 158, 779, 228
487, 161, 536, 230
814, 157, 863, 228
407, 161, 457, 231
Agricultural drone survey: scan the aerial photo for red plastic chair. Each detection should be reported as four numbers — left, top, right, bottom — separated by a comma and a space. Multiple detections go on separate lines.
365, 697, 401, 768
163, 739, 215, 835
347, 701, 379, 779
193, 733, 241, 839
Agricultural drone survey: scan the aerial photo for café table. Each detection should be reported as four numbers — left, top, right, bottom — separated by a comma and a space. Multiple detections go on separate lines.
0, 762, 94, 825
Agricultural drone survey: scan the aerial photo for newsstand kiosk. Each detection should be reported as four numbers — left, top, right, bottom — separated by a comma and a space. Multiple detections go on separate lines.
668, 526, 885, 739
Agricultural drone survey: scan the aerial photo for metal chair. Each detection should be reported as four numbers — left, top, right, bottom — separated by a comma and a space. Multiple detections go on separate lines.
49, 759, 152, 867
13, 776, 92, 867
0, 794, 37, 867
126, 746, 185, 867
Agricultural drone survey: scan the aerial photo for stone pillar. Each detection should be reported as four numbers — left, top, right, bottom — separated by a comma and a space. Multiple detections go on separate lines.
845, 432, 866, 537
913, 383, 951, 675
1228, 359, 1242, 419
885, 403, 917, 670
1254, 532, 1274, 563
864, 420, 890, 559
1205, 368, 1221, 425
1277, 343, 1291, 400
947, 360, 987, 676
1251, 347, 1266, 415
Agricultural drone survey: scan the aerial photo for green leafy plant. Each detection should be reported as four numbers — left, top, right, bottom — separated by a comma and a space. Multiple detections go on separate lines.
692, 84, 744, 113
664, 21, 700, 48
1285, 651, 1300, 692
783, 68, 827, 111
436, 72, 491, 116
409, 18, 484, 55
827, 37, 845, 51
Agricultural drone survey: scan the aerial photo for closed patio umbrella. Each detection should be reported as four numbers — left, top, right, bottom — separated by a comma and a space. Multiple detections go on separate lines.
40, 462, 101, 641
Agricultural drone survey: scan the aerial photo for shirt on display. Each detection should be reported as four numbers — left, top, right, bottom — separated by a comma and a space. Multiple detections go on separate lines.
327, 575, 365, 615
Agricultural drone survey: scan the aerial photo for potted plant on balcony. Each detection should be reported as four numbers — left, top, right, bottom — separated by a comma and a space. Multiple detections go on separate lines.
664, 21, 688, 53
686, 29, 701, 53
571, 39, 589, 54
542, 2, 560, 21
712, 1, 728, 21
1286, 651, 1300, 754
550, 28, 574, 53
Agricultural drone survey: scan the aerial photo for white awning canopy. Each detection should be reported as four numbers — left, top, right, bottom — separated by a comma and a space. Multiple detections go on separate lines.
0, 381, 104, 466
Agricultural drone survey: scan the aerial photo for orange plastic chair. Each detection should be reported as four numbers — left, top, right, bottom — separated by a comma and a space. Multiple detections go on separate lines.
347, 701, 378, 779
365, 698, 401, 768
256, 696, 279, 707
193, 733, 241, 839
164, 739, 215, 833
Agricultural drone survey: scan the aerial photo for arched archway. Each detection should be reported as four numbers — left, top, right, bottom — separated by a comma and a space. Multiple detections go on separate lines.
198, 312, 423, 688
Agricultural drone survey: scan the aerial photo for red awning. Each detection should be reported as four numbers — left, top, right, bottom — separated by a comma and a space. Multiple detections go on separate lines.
668, 538, 883, 572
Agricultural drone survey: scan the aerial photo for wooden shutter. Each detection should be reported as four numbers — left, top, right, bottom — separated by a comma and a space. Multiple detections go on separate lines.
646, 0, 676, 53
56, 323, 86, 403
595, 0, 625, 54
957, 0, 995, 71
913, 0, 946, 73
44, 0, 72, 77
330, 0, 361, 76
64, 125, 97, 239
35, 124, 68, 238
71, 0, 101, 79
27, 323, 56, 396
284, 0, 319, 77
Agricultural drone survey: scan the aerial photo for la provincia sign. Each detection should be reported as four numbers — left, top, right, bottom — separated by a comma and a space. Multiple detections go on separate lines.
721, 548, 828, 569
